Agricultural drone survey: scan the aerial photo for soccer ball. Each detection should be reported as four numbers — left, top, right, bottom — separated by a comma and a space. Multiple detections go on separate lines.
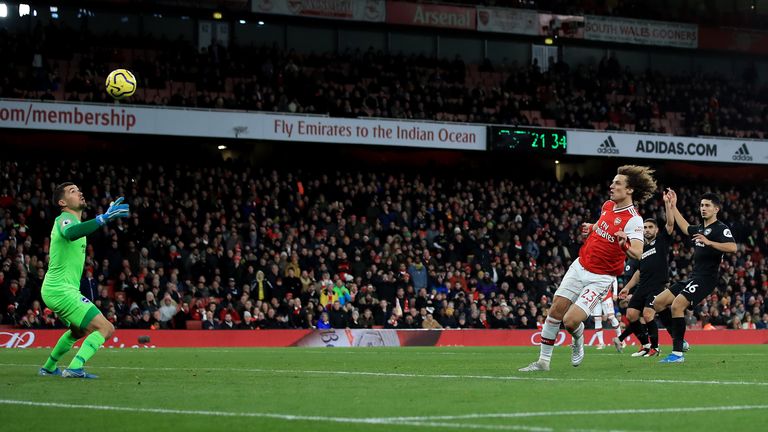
105, 69, 137, 100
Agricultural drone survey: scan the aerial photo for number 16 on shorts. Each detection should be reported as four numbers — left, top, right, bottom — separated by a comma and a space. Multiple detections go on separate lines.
684, 281, 698, 294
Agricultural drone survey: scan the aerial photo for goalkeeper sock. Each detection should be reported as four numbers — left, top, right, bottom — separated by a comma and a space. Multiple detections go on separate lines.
43, 330, 79, 372
68, 331, 106, 370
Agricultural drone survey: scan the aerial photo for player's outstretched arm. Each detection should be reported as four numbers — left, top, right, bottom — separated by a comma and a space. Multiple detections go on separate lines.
60, 218, 101, 241
620, 270, 640, 298
663, 190, 675, 235
672, 208, 690, 235
61, 197, 130, 241
666, 189, 690, 235
95, 197, 130, 226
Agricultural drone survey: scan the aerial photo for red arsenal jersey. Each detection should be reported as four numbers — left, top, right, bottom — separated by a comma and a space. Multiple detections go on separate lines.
580, 201, 643, 276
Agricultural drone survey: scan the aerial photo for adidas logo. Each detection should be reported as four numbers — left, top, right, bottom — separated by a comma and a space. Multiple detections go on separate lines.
597, 136, 620, 154
732, 143, 753, 161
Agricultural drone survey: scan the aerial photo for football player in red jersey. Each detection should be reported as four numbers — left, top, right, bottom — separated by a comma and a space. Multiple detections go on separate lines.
520, 166, 656, 372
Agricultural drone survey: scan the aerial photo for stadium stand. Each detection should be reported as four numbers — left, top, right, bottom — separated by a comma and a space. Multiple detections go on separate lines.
2, 23, 768, 139
0, 158, 765, 331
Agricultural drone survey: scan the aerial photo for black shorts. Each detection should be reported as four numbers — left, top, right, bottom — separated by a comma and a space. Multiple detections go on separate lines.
669, 277, 718, 305
628, 284, 665, 311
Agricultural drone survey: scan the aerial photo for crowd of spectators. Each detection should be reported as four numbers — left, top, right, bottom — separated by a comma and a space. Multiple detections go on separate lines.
2, 22, 768, 139
0, 157, 766, 332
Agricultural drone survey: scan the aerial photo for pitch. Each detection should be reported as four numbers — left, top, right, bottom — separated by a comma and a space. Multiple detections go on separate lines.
1, 346, 767, 431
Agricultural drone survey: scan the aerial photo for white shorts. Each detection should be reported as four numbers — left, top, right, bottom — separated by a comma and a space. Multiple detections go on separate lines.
555, 258, 617, 316
591, 297, 616, 317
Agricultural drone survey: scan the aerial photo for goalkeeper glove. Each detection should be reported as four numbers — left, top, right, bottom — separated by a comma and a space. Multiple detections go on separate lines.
96, 197, 130, 225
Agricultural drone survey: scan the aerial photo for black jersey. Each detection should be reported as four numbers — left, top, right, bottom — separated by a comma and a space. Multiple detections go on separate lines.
687, 221, 735, 278
638, 228, 672, 289
623, 258, 639, 285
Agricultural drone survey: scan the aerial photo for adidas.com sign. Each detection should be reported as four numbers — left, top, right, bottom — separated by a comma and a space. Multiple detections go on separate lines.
732, 143, 753, 161
597, 136, 620, 154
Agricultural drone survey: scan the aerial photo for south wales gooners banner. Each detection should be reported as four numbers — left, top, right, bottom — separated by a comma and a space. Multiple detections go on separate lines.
584, 15, 698, 48
567, 130, 768, 165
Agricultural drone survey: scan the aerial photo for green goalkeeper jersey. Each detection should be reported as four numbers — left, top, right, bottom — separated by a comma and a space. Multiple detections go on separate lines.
42, 212, 87, 293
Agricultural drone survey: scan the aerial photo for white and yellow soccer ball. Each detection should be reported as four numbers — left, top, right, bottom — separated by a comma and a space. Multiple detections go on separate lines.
105, 68, 137, 100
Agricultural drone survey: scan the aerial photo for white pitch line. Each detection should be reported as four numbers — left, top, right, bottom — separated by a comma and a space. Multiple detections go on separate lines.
0, 399, 554, 431
95, 349, 768, 357
660, 353, 768, 357
0, 399, 646, 432
101, 349, 472, 355
1, 362, 767, 387
374, 404, 768, 421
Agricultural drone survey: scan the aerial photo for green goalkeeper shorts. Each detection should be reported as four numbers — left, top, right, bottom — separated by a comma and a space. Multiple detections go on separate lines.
42, 287, 101, 330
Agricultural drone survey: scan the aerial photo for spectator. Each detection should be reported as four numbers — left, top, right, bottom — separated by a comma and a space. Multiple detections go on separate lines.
174, 302, 193, 329
96, 288, 113, 314
422, 313, 443, 330
684, 309, 698, 328
328, 301, 348, 329
252, 270, 272, 302
348, 310, 362, 328
438, 307, 459, 329
385, 313, 403, 329
742, 313, 757, 330
332, 279, 351, 306
239, 311, 256, 329
220, 313, 236, 330
80, 270, 98, 301
729, 316, 743, 330
202, 311, 218, 330
158, 295, 178, 329
317, 312, 332, 330
136, 310, 155, 330
408, 261, 428, 292
20, 308, 42, 328
358, 309, 375, 329
373, 300, 391, 326
756, 313, 768, 330
2, 305, 19, 326
142, 292, 160, 315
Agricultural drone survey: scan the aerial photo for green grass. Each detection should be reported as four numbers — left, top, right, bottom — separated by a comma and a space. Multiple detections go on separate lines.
2, 345, 768, 431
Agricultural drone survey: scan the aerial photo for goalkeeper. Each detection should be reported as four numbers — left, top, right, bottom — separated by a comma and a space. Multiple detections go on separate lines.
38, 183, 129, 379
